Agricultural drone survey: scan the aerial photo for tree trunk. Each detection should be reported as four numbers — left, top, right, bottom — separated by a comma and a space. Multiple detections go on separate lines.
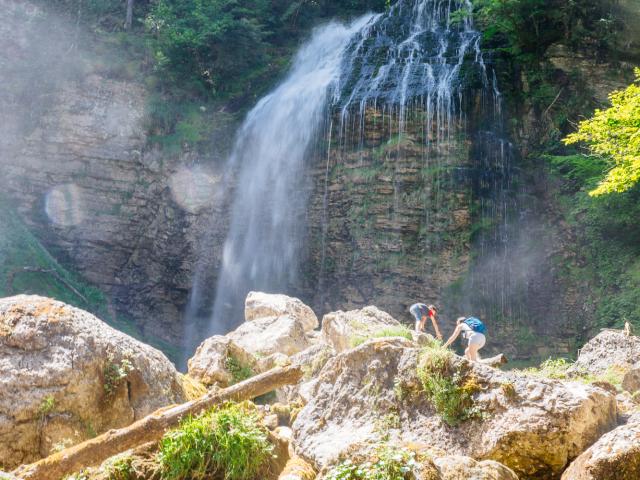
124, 0, 134, 30
13, 365, 303, 480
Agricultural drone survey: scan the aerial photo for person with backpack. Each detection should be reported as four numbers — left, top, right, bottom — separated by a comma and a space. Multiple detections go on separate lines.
409, 303, 442, 340
443, 316, 486, 361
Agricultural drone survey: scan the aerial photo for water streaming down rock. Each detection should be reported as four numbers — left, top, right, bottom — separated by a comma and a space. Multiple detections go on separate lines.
188, 0, 538, 359
204, 16, 376, 335
310, 0, 533, 345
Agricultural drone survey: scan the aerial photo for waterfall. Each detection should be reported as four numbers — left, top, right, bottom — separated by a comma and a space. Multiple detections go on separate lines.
185, 0, 523, 359
205, 15, 375, 334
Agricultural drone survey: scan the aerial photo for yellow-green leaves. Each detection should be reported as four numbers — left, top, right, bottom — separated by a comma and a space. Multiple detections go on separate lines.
564, 68, 640, 196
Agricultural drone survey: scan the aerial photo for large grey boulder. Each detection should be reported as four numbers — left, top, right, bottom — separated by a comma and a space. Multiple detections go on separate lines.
245, 292, 318, 332
571, 330, 640, 376
188, 335, 257, 387
320, 306, 402, 352
0, 295, 186, 470
561, 413, 640, 480
228, 315, 310, 357
292, 338, 617, 479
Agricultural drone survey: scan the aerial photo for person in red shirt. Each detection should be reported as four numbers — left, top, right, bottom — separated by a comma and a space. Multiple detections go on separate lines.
409, 303, 442, 339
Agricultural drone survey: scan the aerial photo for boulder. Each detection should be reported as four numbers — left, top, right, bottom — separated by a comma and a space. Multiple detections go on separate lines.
245, 292, 318, 332
622, 365, 640, 393
228, 315, 309, 357
434, 456, 519, 480
275, 343, 335, 403
571, 330, 640, 376
188, 335, 257, 387
0, 295, 186, 469
292, 338, 617, 479
320, 306, 402, 352
561, 413, 640, 480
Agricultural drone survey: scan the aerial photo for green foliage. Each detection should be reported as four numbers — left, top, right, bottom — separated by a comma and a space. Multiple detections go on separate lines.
350, 326, 414, 347
416, 344, 483, 426
225, 355, 255, 385
471, 0, 617, 57
563, 69, 640, 196
158, 402, 274, 480
103, 357, 134, 397
548, 171, 640, 334
325, 445, 419, 480
519, 357, 627, 390
522, 357, 573, 379
105, 455, 135, 480
38, 395, 56, 420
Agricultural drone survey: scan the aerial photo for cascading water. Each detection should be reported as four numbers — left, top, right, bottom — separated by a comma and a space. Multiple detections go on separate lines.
187, 0, 528, 358
203, 16, 375, 335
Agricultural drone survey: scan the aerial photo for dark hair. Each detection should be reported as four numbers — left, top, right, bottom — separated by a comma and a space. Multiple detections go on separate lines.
428, 304, 437, 312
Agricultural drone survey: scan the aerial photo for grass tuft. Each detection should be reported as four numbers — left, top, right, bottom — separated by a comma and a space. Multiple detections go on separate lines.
416, 344, 483, 426
350, 325, 414, 348
158, 402, 274, 480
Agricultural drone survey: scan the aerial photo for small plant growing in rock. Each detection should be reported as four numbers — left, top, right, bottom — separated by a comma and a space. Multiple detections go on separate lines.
103, 357, 134, 397
325, 445, 420, 480
500, 381, 517, 399
158, 402, 274, 480
52, 438, 73, 453
416, 344, 483, 426
38, 395, 56, 420
105, 455, 135, 480
225, 355, 255, 385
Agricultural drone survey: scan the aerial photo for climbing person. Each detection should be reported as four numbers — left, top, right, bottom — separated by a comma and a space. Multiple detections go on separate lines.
409, 303, 442, 339
443, 316, 486, 361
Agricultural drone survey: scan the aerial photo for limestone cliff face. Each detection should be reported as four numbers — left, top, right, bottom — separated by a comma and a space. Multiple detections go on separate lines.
0, 0, 227, 345
304, 107, 473, 323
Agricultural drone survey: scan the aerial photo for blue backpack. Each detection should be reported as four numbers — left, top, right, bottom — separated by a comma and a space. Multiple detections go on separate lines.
464, 317, 486, 334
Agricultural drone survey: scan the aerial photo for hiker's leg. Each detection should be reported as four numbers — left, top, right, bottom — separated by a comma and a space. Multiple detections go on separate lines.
466, 343, 480, 361
419, 315, 427, 332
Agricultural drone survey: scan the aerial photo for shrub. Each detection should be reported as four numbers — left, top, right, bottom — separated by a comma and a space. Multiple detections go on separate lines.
105, 455, 135, 480
325, 445, 419, 480
103, 357, 134, 397
416, 345, 483, 426
225, 355, 255, 385
158, 402, 274, 480
38, 395, 56, 420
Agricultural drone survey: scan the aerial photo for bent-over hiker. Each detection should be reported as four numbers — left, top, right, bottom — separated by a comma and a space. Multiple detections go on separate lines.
444, 316, 487, 361
409, 303, 442, 339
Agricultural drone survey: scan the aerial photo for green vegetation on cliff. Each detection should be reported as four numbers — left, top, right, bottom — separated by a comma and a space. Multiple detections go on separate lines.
38, 0, 388, 154
564, 68, 640, 196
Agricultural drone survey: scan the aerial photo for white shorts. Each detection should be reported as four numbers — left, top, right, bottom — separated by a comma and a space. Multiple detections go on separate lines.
466, 332, 486, 349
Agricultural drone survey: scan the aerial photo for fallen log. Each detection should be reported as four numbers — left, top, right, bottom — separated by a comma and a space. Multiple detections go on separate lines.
479, 353, 508, 368
13, 365, 303, 480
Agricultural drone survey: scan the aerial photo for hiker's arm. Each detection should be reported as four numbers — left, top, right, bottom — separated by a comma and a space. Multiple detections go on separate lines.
431, 315, 443, 340
443, 325, 461, 348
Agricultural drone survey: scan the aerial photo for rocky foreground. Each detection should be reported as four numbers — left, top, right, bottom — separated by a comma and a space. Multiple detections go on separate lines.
1, 294, 639, 480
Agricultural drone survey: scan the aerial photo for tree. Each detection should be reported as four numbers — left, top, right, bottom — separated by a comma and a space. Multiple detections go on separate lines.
125, 0, 134, 30
564, 68, 640, 196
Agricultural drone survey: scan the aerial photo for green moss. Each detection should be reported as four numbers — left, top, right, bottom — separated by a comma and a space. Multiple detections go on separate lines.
158, 402, 274, 480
